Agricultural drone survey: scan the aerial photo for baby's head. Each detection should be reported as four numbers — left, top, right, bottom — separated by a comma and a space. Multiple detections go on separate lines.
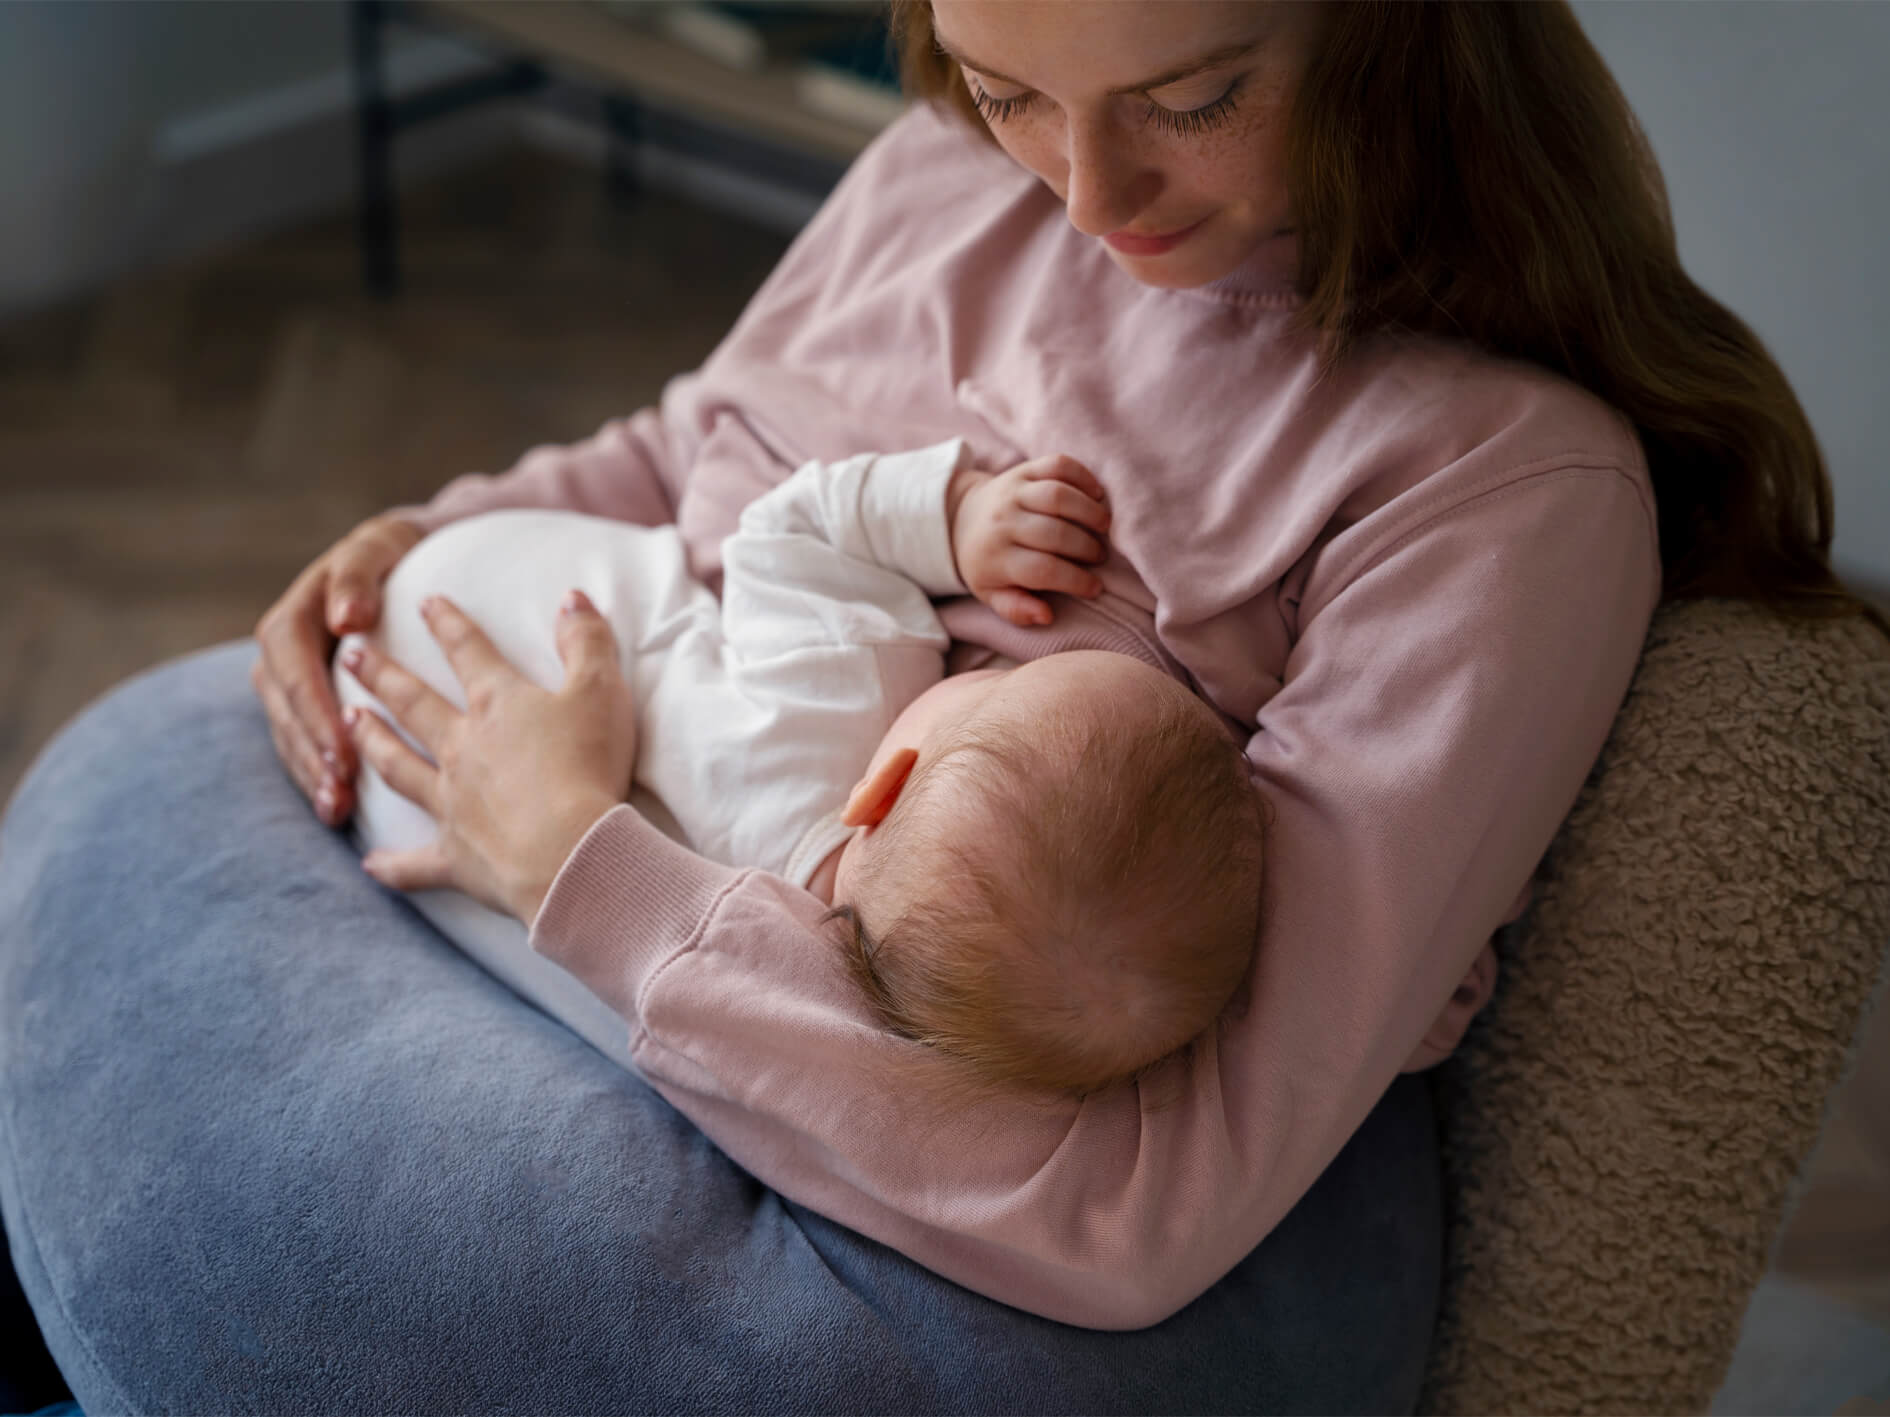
830, 651, 1265, 1096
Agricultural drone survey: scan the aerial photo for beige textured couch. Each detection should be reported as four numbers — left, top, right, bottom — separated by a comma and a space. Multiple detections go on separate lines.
1422, 597, 1890, 1414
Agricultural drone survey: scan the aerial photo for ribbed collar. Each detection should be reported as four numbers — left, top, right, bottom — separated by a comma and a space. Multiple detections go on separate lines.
1191, 228, 1305, 309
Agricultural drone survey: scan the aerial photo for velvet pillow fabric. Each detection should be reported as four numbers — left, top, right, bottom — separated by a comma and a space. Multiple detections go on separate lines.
0, 642, 1442, 1415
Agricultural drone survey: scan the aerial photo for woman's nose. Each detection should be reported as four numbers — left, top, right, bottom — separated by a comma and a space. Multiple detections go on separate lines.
1060, 115, 1159, 237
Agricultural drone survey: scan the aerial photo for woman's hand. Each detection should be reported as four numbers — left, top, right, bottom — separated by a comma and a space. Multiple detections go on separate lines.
947, 454, 1111, 626
339, 590, 636, 926
252, 512, 425, 826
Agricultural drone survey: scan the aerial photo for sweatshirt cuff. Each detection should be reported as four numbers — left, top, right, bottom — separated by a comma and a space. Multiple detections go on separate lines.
528, 804, 742, 1021
858, 439, 972, 597
386, 503, 446, 536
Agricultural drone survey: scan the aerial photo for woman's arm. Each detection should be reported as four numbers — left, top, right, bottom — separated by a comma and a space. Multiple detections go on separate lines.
400, 408, 687, 537
524, 459, 1661, 1328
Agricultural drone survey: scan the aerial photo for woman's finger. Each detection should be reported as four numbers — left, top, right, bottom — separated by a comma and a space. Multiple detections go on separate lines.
251, 658, 345, 818
361, 843, 454, 894
1001, 548, 1104, 598
420, 597, 514, 708
1013, 512, 1106, 564
1017, 477, 1111, 535
344, 705, 441, 816
340, 643, 457, 753
326, 516, 424, 636
553, 589, 622, 689
255, 575, 354, 781
1019, 455, 1107, 502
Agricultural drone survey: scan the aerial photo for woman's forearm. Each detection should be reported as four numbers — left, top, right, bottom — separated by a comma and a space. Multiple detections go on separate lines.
400, 408, 687, 536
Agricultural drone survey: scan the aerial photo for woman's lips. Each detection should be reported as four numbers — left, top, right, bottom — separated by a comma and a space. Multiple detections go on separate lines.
1102, 217, 1209, 256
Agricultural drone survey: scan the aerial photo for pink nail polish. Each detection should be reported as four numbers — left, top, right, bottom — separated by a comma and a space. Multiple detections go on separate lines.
340, 646, 364, 672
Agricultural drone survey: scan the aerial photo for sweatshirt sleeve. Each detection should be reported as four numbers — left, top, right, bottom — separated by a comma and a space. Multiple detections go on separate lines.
527, 454, 1660, 1330
396, 406, 687, 536
635, 441, 968, 881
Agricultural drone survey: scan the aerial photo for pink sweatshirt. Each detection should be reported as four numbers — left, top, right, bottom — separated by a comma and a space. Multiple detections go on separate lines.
406, 104, 1661, 1328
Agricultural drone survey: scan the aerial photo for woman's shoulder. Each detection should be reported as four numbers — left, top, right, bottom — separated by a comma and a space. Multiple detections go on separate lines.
1351, 327, 1643, 473
857, 100, 1022, 177
1280, 328, 1660, 615
830, 102, 1036, 230
1313, 327, 1653, 524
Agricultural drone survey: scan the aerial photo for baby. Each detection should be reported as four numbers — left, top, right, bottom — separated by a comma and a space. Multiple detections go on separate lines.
339, 440, 1264, 1096
823, 649, 1263, 1095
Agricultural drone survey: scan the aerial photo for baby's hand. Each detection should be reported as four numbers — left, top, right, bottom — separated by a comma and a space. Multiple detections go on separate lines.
947, 454, 1111, 627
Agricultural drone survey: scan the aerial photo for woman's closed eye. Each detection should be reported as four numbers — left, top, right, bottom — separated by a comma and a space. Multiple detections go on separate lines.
1141, 76, 1246, 137
964, 73, 1248, 138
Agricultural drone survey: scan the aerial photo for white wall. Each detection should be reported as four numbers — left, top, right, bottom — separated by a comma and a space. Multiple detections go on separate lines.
0, 0, 350, 311
0, 0, 501, 317
1572, 0, 1890, 590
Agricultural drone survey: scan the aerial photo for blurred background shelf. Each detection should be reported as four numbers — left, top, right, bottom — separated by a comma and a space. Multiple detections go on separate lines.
420, 0, 889, 161
355, 0, 900, 293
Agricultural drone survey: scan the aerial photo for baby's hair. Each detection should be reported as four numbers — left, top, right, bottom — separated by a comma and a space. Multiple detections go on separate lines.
836, 675, 1266, 1097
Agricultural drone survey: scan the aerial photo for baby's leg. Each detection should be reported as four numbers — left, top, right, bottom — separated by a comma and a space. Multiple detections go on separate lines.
333, 509, 712, 1061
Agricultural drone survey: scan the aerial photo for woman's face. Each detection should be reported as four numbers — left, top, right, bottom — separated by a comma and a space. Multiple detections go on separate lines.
928, 0, 1321, 290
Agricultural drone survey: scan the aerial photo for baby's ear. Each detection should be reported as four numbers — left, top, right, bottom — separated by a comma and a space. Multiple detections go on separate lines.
841, 748, 919, 828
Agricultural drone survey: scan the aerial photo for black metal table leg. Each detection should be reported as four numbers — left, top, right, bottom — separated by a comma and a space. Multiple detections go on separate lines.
604, 94, 643, 201
352, 0, 399, 298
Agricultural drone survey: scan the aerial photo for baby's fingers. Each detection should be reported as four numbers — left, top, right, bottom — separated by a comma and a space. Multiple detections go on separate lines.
986, 587, 1054, 628
1019, 454, 1107, 502
1016, 475, 1110, 537
1001, 548, 1104, 600
1014, 511, 1106, 565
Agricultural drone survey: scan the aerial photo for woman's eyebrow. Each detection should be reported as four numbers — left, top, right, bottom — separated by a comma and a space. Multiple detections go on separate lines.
934, 36, 1260, 94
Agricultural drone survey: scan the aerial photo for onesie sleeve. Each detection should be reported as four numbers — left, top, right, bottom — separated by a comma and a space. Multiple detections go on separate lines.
719, 438, 971, 652
527, 454, 1661, 1330
634, 441, 969, 881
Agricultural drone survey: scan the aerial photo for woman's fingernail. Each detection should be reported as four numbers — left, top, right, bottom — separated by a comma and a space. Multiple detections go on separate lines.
342, 706, 361, 728
321, 747, 341, 771
340, 646, 364, 673
561, 589, 588, 615
420, 596, 439, 617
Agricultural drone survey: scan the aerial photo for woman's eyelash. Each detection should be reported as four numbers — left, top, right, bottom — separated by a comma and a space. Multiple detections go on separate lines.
968, 84, 1034, 125
966, 77, 1246, 137
1143, 79, 1245, 137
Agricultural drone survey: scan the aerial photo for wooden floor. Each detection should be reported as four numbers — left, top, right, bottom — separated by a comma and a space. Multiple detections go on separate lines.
0, 143, 1885, 1351
0, 146, 787, 809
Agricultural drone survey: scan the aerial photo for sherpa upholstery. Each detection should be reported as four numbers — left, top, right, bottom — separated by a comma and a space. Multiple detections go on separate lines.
1422, 598, 1890, 1414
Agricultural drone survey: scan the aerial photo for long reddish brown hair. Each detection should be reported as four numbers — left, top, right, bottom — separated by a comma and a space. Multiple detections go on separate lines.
891, 0, 1886, 638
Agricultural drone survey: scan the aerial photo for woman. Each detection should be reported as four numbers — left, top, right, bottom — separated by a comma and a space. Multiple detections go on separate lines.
7, 0, 1878, 1409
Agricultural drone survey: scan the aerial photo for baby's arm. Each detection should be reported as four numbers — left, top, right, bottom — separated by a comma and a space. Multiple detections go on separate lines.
947, 454, 1112, 627
639, 442, 1113, 882
643, 443, 966, 882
